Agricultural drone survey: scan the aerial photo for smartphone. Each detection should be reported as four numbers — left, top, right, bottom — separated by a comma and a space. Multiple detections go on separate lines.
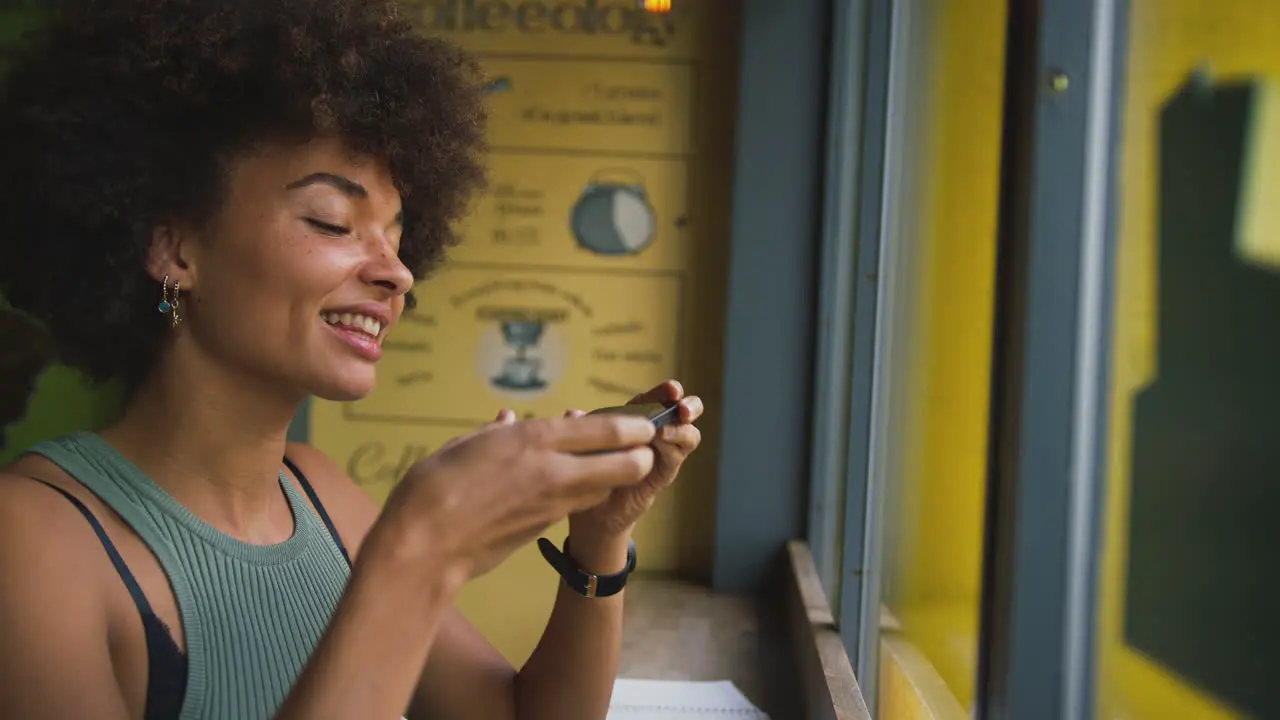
587, 402, 681, 429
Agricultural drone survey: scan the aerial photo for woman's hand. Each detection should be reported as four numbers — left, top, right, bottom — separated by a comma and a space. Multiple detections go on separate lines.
566, 380, 704, 544
369, 411, 658, 583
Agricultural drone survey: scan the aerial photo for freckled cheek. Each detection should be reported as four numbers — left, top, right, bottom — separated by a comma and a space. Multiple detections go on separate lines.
268, 231, 351, 292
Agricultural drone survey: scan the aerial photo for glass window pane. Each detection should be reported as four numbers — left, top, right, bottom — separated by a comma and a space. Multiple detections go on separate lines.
1100, 2, 1280, 718
874, 0, 1005, 710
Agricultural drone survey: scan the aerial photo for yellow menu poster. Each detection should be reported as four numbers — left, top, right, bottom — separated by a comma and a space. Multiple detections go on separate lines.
311, 0, 741, 663
325, 266, 683, 482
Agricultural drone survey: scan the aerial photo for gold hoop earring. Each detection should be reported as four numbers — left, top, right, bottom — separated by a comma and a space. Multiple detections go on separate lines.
171, 280, 182, 327
158, 275, 182, 328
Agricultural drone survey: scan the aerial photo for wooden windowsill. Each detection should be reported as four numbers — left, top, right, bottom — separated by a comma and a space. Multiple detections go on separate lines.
783, 540, 873, 720
618, 544, 873, 720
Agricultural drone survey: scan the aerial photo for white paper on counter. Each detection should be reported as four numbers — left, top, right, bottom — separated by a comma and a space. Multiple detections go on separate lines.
607, 679, 769, 719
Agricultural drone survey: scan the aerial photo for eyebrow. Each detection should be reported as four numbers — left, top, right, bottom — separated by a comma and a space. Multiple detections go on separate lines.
286, 172, 403, 226
285, 172, 368, 198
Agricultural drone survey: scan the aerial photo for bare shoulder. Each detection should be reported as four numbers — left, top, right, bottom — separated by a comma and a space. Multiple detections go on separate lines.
283, 442, 383, 559
0, 469, 130, 717
0, 460, 115, 603
0, 461, 112, 572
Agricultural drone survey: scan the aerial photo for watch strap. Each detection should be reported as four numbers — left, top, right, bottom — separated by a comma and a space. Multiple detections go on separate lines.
536, 536, 636, 598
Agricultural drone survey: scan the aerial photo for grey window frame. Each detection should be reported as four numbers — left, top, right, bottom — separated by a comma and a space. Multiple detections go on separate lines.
812, 0, 946, 712
976, 0, 1129, 718
805, 0, 955, 711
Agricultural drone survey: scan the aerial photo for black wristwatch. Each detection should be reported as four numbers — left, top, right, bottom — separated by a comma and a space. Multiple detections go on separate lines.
536, 536, 637, 598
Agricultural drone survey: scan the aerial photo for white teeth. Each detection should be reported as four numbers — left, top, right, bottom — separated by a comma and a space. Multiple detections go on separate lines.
322, 312, 383, 337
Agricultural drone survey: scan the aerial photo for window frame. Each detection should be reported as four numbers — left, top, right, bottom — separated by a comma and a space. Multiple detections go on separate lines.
815, 0, 946, 711
976, 0, 1129, 717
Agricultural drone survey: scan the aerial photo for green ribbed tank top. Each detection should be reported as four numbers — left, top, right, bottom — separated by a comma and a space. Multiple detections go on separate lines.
30, 432, 351, 720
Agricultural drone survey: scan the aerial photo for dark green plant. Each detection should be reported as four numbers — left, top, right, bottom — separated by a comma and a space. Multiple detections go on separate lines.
0, 0, 50, 75
0, 305, 53, 448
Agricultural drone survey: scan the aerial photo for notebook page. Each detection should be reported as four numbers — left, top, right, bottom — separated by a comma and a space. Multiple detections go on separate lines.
607, 679, 769, 719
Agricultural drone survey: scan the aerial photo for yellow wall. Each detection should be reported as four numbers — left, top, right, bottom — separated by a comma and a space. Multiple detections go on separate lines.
1098, 2, 1279, 717
310, 0, 741, 664
880, 0, 1005, 711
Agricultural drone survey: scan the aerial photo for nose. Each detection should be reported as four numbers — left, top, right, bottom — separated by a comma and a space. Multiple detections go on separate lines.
359, 237, 415, 296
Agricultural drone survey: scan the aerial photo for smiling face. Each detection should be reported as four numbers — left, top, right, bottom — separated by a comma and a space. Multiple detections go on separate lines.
167, 137, 413, 402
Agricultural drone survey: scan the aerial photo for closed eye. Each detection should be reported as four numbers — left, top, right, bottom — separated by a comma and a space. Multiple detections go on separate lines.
305, 218, 351, 236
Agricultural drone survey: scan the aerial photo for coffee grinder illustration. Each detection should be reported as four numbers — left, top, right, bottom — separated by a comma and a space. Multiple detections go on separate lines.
570, 169, 657, 256
492, 316, 547, 391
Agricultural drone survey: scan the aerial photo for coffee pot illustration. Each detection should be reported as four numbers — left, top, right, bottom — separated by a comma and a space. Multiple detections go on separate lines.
570, 168, 657, 256
491, 318, 547, 391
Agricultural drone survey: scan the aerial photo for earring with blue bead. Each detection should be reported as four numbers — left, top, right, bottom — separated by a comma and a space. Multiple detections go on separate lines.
158, 275, 182, 328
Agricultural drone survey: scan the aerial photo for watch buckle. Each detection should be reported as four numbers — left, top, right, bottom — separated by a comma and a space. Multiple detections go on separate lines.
584, 573, 599, 598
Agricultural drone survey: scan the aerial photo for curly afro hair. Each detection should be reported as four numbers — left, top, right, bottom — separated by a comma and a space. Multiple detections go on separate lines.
0, 0, 488, 387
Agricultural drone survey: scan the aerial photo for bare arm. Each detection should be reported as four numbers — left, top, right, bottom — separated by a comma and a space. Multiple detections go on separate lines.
287, 444, 630, 720
0, 478, 134, 719
275, 511, 465, 720
508, 535, 631, 720
410, 536, 631, 720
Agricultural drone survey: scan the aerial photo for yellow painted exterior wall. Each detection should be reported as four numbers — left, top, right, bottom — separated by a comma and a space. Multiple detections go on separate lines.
1098, 2, 1280, 717
309, 0, 741, 665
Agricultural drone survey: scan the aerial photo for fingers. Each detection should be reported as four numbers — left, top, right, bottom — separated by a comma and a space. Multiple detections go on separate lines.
656, 421, 701, 453
676, 395, 704, 424
561, 445, 656, 489
434, 408, 518, 455
646, 421, 700, 491
563, 409, 586, 419
629, 379, 683, 405
532, 414, 655, 454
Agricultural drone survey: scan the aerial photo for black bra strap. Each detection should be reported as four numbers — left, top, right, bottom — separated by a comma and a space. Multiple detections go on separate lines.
283, 457, 351, 566
25, 477, 157, 618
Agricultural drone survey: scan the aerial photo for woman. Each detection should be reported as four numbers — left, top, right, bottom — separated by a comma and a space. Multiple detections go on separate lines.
0, 1, 704, 718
